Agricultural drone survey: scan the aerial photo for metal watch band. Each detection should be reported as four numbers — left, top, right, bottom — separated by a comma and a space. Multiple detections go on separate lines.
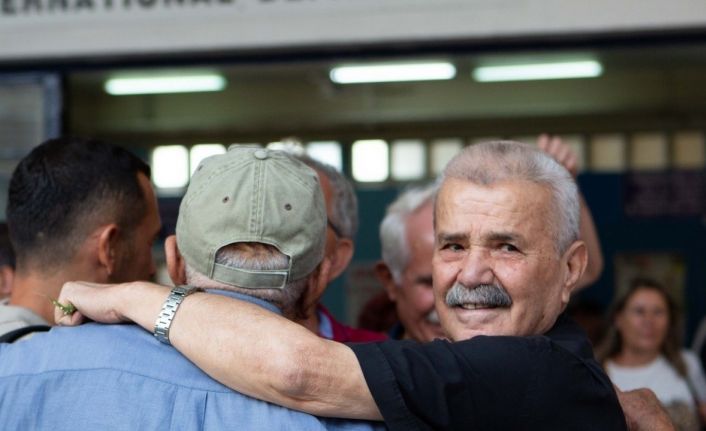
153, 285, 202, 345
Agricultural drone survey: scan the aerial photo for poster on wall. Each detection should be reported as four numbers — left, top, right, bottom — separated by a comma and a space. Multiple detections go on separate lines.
624, 172, 705, 218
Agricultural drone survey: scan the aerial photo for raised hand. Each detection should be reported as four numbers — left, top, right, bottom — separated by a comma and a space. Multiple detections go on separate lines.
538, 133, 579, 178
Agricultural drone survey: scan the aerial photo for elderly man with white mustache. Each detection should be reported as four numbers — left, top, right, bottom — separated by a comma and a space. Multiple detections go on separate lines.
54, 141, 672, 431
374, 135, 604, 343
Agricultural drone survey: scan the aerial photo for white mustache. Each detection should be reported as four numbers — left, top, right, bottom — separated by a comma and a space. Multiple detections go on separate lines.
446, 282, 513, 308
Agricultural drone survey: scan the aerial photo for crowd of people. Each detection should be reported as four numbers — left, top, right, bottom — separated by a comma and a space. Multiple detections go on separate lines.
0, 135, 701, 430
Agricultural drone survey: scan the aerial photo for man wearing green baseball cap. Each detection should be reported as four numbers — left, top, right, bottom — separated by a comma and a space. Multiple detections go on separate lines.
0, 146, 382, 431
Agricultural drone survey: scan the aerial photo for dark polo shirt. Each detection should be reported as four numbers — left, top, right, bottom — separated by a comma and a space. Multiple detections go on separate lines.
349, 314, 626, 431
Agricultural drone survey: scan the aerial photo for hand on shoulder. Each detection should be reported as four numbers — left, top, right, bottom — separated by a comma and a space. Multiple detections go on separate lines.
616, 387, 676, 431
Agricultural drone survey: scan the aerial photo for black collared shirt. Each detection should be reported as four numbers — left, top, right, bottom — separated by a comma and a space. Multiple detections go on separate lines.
349, 314, 626, 431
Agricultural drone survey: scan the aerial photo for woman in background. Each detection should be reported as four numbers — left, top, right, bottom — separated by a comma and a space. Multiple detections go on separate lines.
598, 278, 706, 431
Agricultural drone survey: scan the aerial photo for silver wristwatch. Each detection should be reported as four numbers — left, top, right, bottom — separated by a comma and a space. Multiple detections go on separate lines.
153, 285, 202, 345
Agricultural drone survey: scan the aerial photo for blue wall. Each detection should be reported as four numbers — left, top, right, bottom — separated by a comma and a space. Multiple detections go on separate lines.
578, 173, 706, 342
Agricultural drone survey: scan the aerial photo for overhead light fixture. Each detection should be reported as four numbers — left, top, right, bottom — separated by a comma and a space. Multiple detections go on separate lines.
104, 73, 227, 95
472, 60, 603, 82
330, 61, 456, 84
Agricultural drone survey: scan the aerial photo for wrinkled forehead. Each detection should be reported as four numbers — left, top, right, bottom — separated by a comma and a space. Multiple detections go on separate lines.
434, 177, 533, 216
433, 177, 555, 238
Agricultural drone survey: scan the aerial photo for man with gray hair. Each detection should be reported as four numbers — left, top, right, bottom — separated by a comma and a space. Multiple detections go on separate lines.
0, 146, 381, 430
55, 141, 671, 430
374, 183, 443, 342
293, 154, 386, 342
373, 136, 605, 342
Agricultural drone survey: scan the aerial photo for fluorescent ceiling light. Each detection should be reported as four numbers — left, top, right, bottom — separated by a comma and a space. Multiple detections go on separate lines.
105, 74, 226, 95
330, 62, 456, 84
473, 60, 602, 82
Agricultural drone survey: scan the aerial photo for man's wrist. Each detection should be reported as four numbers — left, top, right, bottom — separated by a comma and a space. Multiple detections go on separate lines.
117, 282, 174, 330
153, 285, 203, 344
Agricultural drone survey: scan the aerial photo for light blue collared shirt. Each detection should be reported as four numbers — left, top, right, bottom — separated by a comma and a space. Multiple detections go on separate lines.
0, 289, 384, 431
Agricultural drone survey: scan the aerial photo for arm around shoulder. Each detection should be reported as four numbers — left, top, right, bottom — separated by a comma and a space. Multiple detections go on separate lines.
57, 281, 381, 420
164, 290, 382, 420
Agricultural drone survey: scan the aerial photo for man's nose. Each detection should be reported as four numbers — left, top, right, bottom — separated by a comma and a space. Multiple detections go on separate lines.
457, 247, 494, 287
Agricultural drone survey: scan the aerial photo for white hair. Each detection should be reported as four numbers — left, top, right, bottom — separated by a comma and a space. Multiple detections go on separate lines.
442, 140, 579, 253
379, 183, 438, 283
185, 243, 308, 318
294, 155, 358, 239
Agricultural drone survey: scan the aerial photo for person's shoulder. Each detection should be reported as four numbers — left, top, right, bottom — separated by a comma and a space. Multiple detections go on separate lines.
320, 305, 388, 342
682, 349, 699, 361
344, 327, 388, 342
0, 323, 230, 391
450, 331, 556, 354
0, 303, 48, 333
337, 322, 388, 342
682, 349, 703, 371
1, 323, 150, 366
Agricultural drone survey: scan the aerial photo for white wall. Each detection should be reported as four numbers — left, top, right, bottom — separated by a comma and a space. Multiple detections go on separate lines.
3, 0, 706, 62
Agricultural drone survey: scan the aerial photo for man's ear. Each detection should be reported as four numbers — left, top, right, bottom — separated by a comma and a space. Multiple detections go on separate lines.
0, 265, 14, 298
299, 256, 332, 315
97, 224, 120, 276
328, 238, 354, 282
165, 235, 186, 285
561, 240, 588, 304
374, 261, 398, 302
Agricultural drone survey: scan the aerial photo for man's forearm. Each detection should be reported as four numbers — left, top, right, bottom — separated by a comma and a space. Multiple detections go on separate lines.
62, 281, 381, 420
576, 194, 604, 288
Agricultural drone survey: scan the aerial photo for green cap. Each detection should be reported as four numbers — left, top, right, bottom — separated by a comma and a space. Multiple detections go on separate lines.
176, 146, 327, 289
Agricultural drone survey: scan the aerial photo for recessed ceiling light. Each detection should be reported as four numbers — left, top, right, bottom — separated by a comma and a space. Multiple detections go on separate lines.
472, 60, 603, 82
330, 62, 456, 84
104, 73, 227, 95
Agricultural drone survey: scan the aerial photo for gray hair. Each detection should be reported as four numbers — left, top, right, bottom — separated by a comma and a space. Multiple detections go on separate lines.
185, 243, 308, 318
294, 155, 358, 239
442, 140, 579, 253
379, 183, 437, 283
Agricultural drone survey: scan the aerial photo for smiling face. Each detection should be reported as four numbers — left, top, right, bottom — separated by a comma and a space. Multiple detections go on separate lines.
433, 178, 579, 341
616, 288, 670, 356
393, 202, 445, 342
